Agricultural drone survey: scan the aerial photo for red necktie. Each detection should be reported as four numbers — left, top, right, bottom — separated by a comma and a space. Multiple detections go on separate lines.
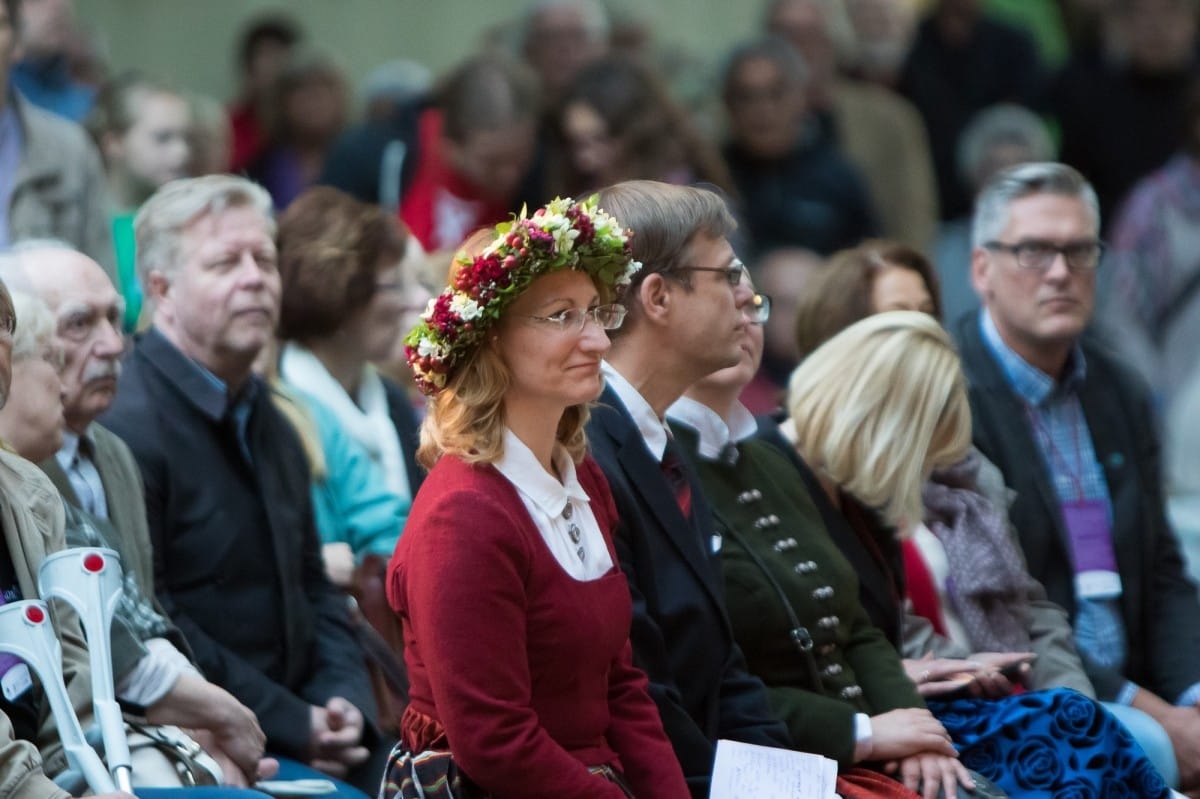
660, 447, 693, 520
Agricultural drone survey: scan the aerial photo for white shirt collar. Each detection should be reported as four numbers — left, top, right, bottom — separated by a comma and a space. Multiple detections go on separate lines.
667, 396, 758, 460
493, 428, 590, 517
601, 361, 672, 462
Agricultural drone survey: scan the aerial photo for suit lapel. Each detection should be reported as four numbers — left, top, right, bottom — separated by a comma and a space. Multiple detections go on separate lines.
595, 388, 726, 604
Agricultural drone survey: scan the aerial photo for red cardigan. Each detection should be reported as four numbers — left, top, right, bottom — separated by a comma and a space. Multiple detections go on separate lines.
387, 454, 689, 799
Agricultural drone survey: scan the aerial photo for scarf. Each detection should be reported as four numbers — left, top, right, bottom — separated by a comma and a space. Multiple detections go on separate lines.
281, 343, 411, 500
922, 452, 1035, 653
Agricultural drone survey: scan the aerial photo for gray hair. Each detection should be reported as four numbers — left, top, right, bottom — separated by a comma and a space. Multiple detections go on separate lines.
135, 175, 274, 290
519, 0, 610, 50
9, 291, 56, 363
970, 162, 1100, 250
957, 104, 1056, 193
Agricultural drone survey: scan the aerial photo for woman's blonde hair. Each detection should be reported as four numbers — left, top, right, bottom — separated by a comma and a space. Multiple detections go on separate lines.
786, 311, 971, 531
415, 230, 591, 469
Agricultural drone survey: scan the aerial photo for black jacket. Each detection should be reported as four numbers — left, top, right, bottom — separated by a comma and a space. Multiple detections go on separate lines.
100, 328, 378, 759
952, 313, 1200, 702
586, 387, 791, 799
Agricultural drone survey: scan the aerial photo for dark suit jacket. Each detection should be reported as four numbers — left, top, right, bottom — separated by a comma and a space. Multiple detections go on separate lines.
586, 386, 791, 799
953, 313, 1200, 702
99, 328, 377, 759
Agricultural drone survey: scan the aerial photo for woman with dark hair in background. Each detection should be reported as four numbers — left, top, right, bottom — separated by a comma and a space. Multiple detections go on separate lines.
551, 54, 733, 197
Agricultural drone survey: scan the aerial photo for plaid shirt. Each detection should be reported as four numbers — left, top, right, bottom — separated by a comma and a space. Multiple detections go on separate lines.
979, 312, 1133, 697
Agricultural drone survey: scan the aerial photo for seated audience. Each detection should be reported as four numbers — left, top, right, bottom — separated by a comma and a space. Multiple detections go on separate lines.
549, 53, 733, 197
227, 13, 303, 173
739, 246, 822, 414
722, 36, 878, 257
86, 72, 192, 330
765, 0, 939, 250
933, 104, 1056, 324
321, 54, 540, 252
1, 0, 114, 278
584, 180, 798, 799
247, 50, 349, 210
99, 175, 388, 794
773, 312, 1170, 797
897, 0, 1045, 221
1, 244, 392, 790
1050, 0, 1198, 223
274, 187, 421, 576
669, 298, 984, 799
1103, 77, 1200, 423
790, 240, 1095, 700
9, 0, 94, 121
517, 0, 610, 109
954, 161, 1200, 791
385, 197, 689, 798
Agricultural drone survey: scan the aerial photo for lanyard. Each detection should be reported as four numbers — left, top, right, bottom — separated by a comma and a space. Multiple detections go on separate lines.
1023, 399, 1088, 502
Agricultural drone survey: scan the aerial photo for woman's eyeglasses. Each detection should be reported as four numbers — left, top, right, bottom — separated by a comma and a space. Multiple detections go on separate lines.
523, 303, 627, 333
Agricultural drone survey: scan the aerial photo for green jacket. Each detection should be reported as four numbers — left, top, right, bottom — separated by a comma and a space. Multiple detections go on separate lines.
671, 423, 922, 766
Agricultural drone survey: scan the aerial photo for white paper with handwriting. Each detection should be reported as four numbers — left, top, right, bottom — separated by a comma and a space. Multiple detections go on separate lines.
709, 739, 838, 799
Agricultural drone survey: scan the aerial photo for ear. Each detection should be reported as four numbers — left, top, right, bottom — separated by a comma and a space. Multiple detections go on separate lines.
970, 247, 991, 302
146, 269, 172, 307
637, 273, 672, 327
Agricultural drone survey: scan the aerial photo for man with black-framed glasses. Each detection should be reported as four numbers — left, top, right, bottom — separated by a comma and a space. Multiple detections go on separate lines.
583, 180, 792, 799
954, 161, 1200, 792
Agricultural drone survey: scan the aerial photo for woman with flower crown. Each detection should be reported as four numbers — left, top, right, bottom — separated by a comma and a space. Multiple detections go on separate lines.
382, 197, 690, 799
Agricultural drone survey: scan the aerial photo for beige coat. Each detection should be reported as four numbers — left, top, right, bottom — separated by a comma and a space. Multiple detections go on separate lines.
0, 449, 93, 799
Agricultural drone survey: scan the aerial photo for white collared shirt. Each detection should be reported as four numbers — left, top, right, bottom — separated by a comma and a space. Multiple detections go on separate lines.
493, 429, 613, 581
600, 361, 672, 463
666, 396, 759, 459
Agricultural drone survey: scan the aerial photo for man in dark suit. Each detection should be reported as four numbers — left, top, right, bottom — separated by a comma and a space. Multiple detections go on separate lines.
584, 180, 791, 798
954, 161, 1200, 790
97, 176, 387, 794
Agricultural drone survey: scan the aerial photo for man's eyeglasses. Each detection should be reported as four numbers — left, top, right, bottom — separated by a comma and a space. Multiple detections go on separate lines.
523, 303, 627, 334
671, 260, 747, 287
983, 240, 1105, 273
745, 293, 772, 324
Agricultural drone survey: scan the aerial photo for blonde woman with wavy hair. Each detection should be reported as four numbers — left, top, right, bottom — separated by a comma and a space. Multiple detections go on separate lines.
786, 310, 971, 531
385, 197, 689, 799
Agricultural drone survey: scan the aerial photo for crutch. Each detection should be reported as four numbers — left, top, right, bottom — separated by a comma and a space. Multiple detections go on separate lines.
39, 547, 134, 794
0, 599, 116, 793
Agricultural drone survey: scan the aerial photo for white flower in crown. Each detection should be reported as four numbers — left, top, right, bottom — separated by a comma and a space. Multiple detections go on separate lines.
420, 296, 438, 321
416, 337, 446, 359
552, 223, 580, 253
620, 259, 643, 286
449, 293, 483, 321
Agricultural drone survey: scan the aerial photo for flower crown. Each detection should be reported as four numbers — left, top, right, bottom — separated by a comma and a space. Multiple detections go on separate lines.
404, 196, 641, 395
